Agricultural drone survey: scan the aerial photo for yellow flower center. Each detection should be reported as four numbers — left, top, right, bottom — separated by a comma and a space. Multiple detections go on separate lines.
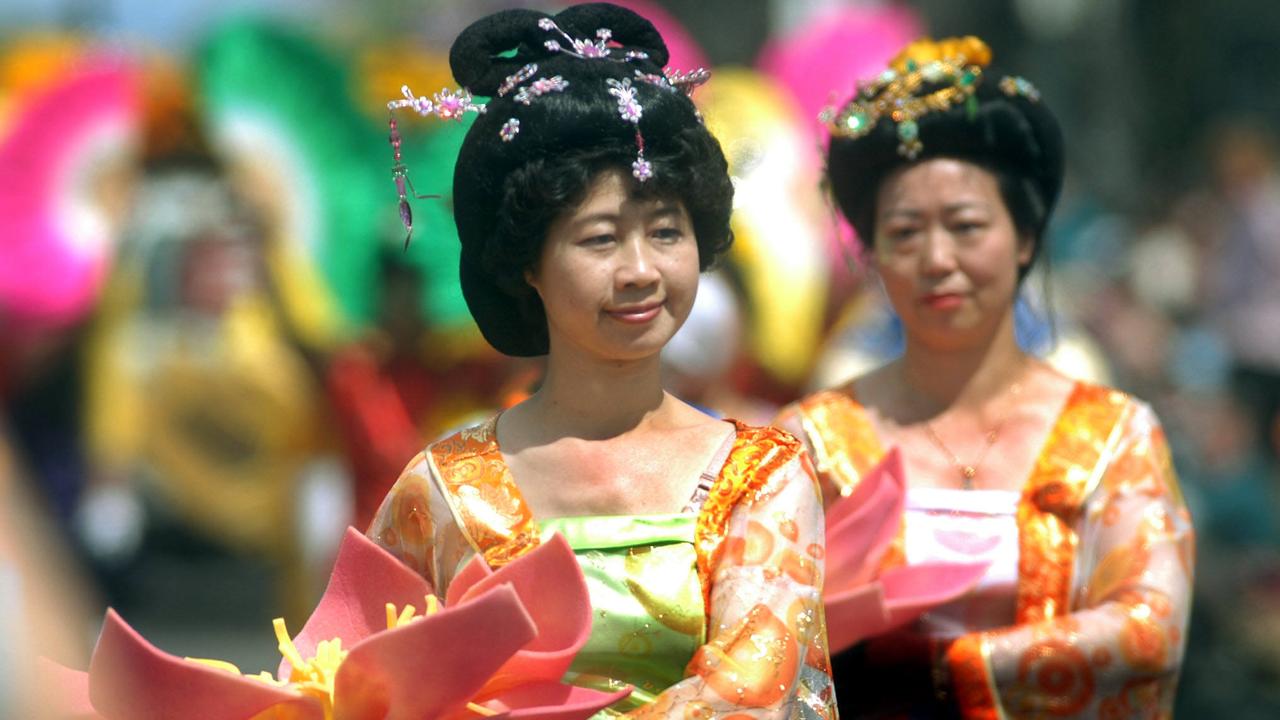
186, 593, 498, 718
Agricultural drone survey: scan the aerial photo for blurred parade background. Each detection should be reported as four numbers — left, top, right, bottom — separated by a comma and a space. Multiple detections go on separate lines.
2, 0, 1279, 714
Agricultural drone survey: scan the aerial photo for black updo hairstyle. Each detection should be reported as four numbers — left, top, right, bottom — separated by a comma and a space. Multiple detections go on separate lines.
826, 59, 1064, 281
449, 2, 734, 357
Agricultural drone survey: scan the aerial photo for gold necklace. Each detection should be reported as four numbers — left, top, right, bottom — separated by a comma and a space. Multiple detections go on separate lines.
918, 381, 1023, 490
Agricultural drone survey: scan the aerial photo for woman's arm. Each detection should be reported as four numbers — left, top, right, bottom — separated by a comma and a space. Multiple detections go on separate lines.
944, 402, 1194, 718
625, 449, 839, 718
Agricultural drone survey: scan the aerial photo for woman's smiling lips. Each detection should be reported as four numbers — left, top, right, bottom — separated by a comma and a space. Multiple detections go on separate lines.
605, 301, 663, 324
921, 291, 965, 310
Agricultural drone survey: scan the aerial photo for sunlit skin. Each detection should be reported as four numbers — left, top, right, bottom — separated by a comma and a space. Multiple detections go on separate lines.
528, 169, 701, 365
872, 159, 1030, 355
838, 159, 1076, 492
498, 168, 735, 519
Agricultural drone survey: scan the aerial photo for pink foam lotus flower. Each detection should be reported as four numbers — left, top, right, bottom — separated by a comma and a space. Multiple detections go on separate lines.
51, 529, 629, 720
824, 448, 990, 653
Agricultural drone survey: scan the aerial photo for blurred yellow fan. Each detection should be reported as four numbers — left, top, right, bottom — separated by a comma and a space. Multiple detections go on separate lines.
697, 68, 829, 384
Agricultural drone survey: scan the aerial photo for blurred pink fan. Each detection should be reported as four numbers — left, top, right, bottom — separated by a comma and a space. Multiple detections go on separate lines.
49, 528, 629, 720
824, 448, 989, 654
0, 61, 139, 329
606, 0, 709, 72
758, 6, 920, 272
758, 5, 921, 141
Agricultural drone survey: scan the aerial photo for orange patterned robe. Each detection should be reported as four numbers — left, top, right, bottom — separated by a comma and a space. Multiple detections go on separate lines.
366, 416, 839, 718
776, 382, 1194, 719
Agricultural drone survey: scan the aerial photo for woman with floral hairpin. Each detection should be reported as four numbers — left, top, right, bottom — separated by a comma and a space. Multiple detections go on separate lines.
367, 4, 837, 717
775, 37, 1194, 718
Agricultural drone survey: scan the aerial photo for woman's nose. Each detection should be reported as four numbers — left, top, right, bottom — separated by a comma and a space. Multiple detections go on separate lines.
615, 236, 661, 287
920, 228, 959, 276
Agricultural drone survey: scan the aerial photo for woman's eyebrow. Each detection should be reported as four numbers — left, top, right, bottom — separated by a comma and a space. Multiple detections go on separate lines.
646, 205, 684, 220
569, 211, 620, 227
942, 200, 990, 213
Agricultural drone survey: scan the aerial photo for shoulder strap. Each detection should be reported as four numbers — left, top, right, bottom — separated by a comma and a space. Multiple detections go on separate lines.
683, 426, 739, 514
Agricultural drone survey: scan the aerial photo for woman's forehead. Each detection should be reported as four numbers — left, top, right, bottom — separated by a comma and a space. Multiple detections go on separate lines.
570, 170, 687, 217
877, 158, 1001, 207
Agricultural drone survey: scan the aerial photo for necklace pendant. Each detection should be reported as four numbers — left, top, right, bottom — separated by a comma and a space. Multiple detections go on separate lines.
961, 465, 977, 481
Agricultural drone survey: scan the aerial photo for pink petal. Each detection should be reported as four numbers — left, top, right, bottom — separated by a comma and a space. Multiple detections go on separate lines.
823, 581, 890, 654
453, 534, 592, 691
333, 584, 538, 720
880, 561, 990, 629
87, 609, 320, 720
443, 553, 494, 607
458, 682, 632, 720
824, 448, 906, 590
37, 657, 101, 719
757, 4, 921, 145
283, 528, 433, 679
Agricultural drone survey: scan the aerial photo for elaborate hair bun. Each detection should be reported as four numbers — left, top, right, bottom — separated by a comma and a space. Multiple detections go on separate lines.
554, 3, 669, 67
449, 3, 669, 96
449, 9, 554, 96
825, 37, 1064, 245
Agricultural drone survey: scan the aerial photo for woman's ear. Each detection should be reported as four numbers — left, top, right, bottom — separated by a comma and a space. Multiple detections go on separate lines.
523, 267, 542, 297
1017, 233, 1035, 268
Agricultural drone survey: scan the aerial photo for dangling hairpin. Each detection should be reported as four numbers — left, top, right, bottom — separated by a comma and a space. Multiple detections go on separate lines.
385, 85, 485, 248
606, 78, 652, 180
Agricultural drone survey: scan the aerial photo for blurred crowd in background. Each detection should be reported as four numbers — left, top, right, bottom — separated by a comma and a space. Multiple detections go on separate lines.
2, 0, 1279, 715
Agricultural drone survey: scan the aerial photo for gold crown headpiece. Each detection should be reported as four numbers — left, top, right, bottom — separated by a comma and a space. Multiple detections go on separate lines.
822, 36, 1039, 159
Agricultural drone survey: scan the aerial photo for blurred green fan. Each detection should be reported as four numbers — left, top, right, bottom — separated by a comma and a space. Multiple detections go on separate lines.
197, 18, 473, 343
395, 116, 473, 330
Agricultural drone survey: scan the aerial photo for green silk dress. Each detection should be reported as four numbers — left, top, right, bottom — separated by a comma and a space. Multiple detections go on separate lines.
542, 515, 705, 714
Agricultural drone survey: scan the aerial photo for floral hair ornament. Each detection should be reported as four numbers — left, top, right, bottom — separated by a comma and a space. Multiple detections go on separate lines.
823, 36, 1004, 160
385, 85, 485, 248
485, 15, 708, 182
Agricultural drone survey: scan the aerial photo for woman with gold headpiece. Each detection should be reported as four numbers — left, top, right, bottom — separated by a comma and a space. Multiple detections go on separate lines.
366, 4, 837, 717
776, 37, 1193, 717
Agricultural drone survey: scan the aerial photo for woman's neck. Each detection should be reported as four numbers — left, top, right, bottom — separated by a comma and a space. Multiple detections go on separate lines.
526, 343, 670, 441
897, 309, 1028, 418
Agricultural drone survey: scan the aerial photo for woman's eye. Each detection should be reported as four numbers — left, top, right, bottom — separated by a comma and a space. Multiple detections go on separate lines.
579, 234, 615, 247
952, 221, 984, 234
652, 227, 684, 242
884, 227, 918, 243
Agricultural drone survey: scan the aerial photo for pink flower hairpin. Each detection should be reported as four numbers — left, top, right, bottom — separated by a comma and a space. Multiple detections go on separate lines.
665, 67, 711, 95
536, 17, 651, 62
606, 78, 653, 181
498, 63, 539, 98
513, 76, 569, 106
385, 85, 485, 248
389, 85, 484, 120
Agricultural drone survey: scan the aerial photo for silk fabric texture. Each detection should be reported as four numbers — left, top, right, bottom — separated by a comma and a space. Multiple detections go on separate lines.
777, 382, 1195, 719
367, 417, 838, 718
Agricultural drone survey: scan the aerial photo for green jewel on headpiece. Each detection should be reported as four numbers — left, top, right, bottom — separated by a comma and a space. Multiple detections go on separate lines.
824, 36, 996, 159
